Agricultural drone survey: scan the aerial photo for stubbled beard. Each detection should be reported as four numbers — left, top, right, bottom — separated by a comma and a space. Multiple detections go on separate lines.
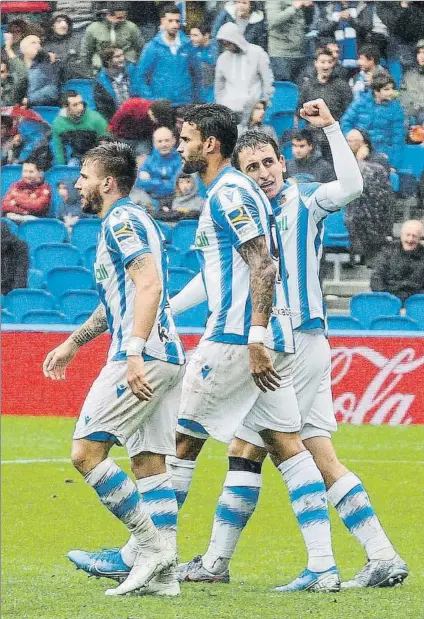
182, 156, 207, 175
81, 186, 103, 215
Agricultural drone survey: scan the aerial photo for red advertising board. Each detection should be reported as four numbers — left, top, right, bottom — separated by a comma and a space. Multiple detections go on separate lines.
2, 331, 424, 424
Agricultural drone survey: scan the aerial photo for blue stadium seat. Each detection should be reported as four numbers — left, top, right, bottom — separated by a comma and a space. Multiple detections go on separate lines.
270, 112, 295, 137
166, 245, 182, 268
47, 266, 93, 298
84, 245, 97, 271
22, 309, 69, 324
398, 145, 424, 179
265, 81, 299, 123
327, 315, 362, 330
34, 243, 82, 275
370, 315, 421, 331
28, 268, 45, 289
182, 249, 201, 273
350, 292, 402, 329
74, 311, 92, 324
404, 294, 424, 326
156, 221, 172, 244
1, 309, 16, 324
45, 166, 81, 214
172, 220, 198, 253
19, 219, 68, 254
173, 301, 209, 328
71, 219, 101, 253
168, 267, 196, 292
387, 59, 403, 89
1, 217, 19, 236
62, 79, 96, 110
60, 290, 99, 322
32, 106, 61, 125
323, 210, 350, 249
1, 165, 22, 198
5, 289, 55, 321
282, 142, 293, 161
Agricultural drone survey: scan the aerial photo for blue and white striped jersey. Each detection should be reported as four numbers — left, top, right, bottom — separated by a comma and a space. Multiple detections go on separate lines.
195, 166, 294, 353
94, 197, 185, 365
272, 181, 341, 330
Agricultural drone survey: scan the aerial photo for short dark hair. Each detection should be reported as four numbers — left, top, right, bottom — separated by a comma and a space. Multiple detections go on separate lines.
358, 44, 380, 65
60, 89, 82, 107
291, 128, 314, 146
183, 104, 238, 159
160, 3, 180, 18
192, 21, 212, 36
371, 69, 395, 92
150, 99, 176, 129
81, 142, 137, 194
23, 159, 41, 170
315, 48, 333, 60
106, 2, 127, 14
231, 131, 281, 170
99, 45, 123, 67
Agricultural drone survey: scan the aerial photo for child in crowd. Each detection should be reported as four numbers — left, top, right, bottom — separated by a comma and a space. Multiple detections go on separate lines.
239, 100, 278, 141
170, 173, 204, 220
56, 181, 88, 234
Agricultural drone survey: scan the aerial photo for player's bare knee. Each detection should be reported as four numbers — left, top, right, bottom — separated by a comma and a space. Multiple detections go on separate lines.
261, 430, 304, 464
176, 432, 205, 460
228, 438, 267, 462
70, 439, 109, 474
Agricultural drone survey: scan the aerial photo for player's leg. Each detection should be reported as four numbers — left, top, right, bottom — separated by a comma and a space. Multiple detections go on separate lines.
304, 433, 408, 588
244, 352, 339, 592
178, 437, 267, 582
167, 430, 208, 509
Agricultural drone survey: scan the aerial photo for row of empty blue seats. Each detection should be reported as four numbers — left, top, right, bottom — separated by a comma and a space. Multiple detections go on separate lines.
328, 292, 424, 330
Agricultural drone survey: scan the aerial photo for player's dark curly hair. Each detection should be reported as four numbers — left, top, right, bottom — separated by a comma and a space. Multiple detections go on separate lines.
82, 142, 137, 194
183, 104, 238, 159
231, 131, 281, 170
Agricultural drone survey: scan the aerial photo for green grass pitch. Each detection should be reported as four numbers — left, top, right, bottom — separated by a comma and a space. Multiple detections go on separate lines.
2, 417, 424, 619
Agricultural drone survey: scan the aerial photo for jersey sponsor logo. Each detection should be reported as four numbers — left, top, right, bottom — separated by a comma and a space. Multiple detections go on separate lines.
195, 230, 209, 248
277, 215, 289, 232
95, 264, 109, 282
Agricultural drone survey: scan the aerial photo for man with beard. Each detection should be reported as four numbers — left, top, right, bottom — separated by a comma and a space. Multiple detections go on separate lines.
176, 100, 408, 591
71, 103, 341, 593
42, 141, 186, 597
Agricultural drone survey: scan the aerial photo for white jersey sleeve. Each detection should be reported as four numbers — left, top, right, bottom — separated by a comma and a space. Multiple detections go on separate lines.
106, 208, 152, 267
210, 184, 264, 249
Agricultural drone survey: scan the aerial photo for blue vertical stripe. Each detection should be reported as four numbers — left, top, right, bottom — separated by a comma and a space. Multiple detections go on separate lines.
296, 202, 310, 324
105, 226, 127, 355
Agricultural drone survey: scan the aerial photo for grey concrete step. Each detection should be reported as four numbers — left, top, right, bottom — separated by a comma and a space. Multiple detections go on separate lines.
323, 280, 370, 297
325, 296, 350, 311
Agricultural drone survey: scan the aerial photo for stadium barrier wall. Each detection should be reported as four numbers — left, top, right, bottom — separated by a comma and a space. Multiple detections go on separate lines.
2, 329, 424, 424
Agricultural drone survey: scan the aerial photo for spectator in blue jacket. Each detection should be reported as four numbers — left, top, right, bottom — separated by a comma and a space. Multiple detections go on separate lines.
136, 3, 201, 106
135, 126, 182, 209
94, 46, 140, 121
190, 21, 218, 103
341, 70, 405, 170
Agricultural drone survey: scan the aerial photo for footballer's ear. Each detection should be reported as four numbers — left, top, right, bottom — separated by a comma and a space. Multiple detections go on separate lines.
204, 136, 220, 154
280, 155, 287, 174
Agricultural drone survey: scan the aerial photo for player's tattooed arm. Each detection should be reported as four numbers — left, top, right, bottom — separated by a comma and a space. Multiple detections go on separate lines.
69, 304, 108, 347
238, 236, 276, 326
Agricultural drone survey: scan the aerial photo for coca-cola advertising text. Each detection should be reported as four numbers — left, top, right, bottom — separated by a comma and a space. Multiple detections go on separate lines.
2, 332, 424, 424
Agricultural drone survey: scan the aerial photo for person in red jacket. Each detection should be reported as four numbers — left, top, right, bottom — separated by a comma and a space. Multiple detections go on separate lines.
2, 160, 51, 222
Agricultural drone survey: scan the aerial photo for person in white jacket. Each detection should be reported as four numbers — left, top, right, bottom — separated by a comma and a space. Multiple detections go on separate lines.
214, 22, 274, 120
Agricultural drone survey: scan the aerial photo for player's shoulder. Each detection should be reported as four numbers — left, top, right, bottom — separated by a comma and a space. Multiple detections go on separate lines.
106, 202, 148, 229
296, 181, 322, 199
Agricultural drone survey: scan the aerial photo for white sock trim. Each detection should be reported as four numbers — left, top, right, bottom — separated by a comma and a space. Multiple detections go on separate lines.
224, 470, 262, 488
278, 450, 312, 477
327, 472, 361, 507
166, 456, 196, 469
136, 472, 172, 494
83, 457, 114, 485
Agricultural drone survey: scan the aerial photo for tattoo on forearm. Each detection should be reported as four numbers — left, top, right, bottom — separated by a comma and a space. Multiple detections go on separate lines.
238, 237, 276, 321
70, 304, 108, 347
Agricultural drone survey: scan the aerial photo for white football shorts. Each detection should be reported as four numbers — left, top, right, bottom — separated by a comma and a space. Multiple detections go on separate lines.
177, 340, 300, 444
73, 359, 185, 458
236, 330, 337, 447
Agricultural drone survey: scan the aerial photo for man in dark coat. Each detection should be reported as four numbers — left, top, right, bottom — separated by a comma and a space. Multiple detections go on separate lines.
1, 222, 29, 295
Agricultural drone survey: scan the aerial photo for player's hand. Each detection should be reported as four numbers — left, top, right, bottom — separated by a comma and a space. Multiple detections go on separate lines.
127, 355, 154, 401
248, 343, 281, 393
43, 339, 79, 380
299, 99, 336, 128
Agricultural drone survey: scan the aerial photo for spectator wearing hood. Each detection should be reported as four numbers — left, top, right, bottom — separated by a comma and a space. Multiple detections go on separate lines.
1, 222, 29, 295
212, 1, 268, 51
94, 46, 140, 121
371, 220, 424, 302
341, 70, 405, 171
19, 35, 61, 107
44, 13, 87, 81
2, 160, 51, 222
238, 100, 278, 142
215, 22, 274, 119
399, 40, 424, 125
51, 90, 109, 165
286, 129, 335, 183
189, 21, 218, 103
135, 126, 181, 208
171, 173, 204, 219
136, 3, 201, 106
81, 2, 143, 76
56, 181, 89, 234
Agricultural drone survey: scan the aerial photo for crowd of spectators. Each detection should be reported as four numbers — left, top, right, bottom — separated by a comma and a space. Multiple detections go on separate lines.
1, 0, 424, 300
